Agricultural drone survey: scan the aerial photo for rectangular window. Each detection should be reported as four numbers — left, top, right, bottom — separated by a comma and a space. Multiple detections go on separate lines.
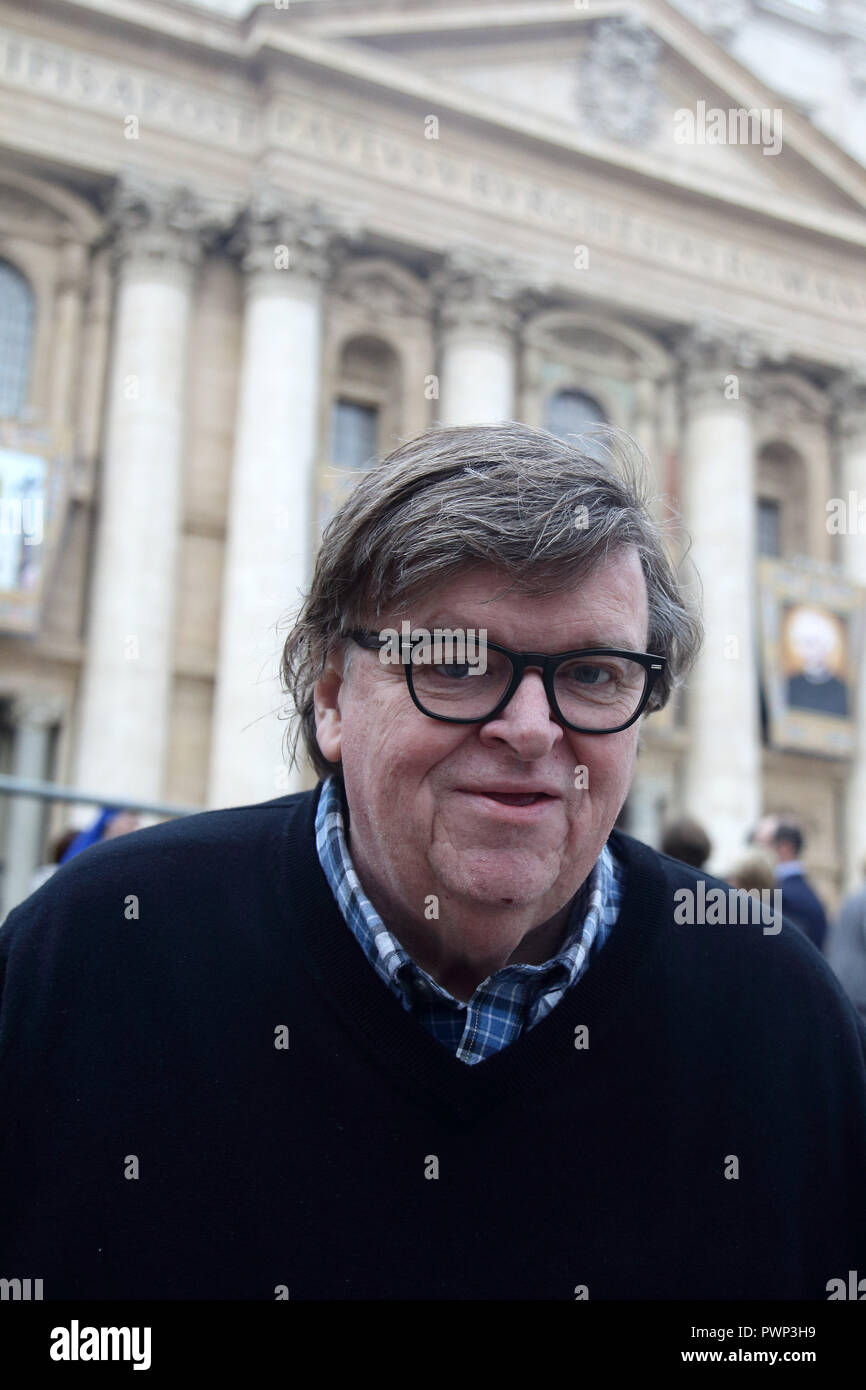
757, 497, 781, 557
330, 400, 379, 470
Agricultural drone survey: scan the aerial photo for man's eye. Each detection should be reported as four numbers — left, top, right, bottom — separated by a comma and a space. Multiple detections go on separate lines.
571, 664, 611, 685
432, 663, 473, 679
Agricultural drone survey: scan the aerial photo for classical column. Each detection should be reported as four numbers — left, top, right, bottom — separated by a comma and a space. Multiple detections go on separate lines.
74, 176, 219, 803
432, 250, 519, 424
2, 696, 63, 917
207, 192, 337, 808
679, 330, 762, 873
835, 378, 866, 887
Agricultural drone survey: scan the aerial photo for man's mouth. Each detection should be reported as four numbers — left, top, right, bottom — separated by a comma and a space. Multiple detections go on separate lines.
459, 788, 559, 807
483, 792, 552, 806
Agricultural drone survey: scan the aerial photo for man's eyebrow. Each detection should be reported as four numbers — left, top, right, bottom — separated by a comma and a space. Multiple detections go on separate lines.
399, 616, 643, 650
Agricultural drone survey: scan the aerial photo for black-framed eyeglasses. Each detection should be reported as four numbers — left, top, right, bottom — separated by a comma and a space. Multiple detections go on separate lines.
348, 630, 666, 734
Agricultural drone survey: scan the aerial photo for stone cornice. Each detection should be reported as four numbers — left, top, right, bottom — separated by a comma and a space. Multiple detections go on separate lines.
673, 0, 751, 41
3, 7, 866, 236
255, 24, 866, 230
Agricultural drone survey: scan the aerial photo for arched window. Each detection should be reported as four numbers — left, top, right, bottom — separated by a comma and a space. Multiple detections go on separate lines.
318, 335, 401, 538
0, 261, 35, 418
328, 336, 401, 470
756, 442, 808, 558
544, 389, 607, 442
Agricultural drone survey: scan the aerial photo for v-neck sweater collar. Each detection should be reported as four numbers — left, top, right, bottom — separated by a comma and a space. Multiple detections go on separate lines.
289, 782, 669, 1122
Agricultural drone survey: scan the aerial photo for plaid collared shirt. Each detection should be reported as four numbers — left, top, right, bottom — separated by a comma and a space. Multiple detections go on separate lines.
314, 775, 625, 1065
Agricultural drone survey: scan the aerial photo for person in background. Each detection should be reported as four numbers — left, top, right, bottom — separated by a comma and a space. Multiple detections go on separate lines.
29, 827, 81, 894
750, 814, 779, 851
29, 810, 140, 896
725, 851, 775, 898
770, 819, 829, 954
58, 807, 140, 865
828, 859, 866, 1025
660, 816, 711, 870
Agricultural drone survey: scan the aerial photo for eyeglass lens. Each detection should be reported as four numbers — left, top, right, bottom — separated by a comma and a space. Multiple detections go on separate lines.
409, 648, 649, 730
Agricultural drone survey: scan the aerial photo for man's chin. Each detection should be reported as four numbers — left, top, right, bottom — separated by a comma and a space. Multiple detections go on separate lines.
435, 858, 557, 909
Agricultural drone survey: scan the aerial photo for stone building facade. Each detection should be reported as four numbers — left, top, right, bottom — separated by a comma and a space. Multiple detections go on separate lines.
1, 0, 865, 916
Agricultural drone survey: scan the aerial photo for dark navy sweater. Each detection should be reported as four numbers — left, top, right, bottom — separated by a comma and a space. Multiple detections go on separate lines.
1, 785, 865, 1300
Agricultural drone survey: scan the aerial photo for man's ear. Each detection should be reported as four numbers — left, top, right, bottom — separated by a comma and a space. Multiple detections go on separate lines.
314, 645, 347, 764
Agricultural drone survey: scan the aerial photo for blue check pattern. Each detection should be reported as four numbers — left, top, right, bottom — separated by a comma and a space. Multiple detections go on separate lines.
315, 775, 625, 1065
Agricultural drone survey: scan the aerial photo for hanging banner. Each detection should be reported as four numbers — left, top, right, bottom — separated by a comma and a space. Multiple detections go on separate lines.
757, 557, 865, 759
0, 422, 68, 635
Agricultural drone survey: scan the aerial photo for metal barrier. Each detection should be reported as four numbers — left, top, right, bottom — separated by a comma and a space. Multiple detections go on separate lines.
0, 773, 199, 818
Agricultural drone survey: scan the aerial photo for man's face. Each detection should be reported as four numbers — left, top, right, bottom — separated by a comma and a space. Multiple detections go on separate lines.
790, 610, 836, 680
314, 547, 649, 971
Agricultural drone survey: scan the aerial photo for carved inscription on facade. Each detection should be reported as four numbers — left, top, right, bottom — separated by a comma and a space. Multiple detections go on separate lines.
0, 28, 258, 150
1, 26, 863, 322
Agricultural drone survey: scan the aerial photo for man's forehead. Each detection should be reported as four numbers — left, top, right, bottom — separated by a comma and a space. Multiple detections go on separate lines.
383, 549, 649, 640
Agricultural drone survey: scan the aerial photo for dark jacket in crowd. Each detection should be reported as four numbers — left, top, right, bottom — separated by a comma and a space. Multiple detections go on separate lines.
778, 870, 829, 953
829, 884, 866, 1022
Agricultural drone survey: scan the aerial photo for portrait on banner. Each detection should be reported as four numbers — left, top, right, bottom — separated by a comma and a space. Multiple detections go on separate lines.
758, 558, 865, 759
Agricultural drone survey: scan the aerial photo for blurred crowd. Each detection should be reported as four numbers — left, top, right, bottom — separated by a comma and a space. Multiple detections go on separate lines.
661, 813, 866, 1023
29, 807, 141, 892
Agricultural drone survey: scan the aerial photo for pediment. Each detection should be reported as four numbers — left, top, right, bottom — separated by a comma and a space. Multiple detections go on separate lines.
292, 0, 866, 226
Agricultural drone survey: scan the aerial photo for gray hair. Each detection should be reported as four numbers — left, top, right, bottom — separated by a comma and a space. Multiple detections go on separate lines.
281, 420, 702, 781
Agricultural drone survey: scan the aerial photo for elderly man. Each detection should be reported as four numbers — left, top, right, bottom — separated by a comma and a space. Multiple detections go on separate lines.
1, 422, 865, 1301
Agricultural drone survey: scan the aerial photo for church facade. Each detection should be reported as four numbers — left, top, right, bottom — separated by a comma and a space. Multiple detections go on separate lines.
1, 0, 865, 916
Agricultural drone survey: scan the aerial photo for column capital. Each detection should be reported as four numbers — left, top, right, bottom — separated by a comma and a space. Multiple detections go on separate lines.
831, 369, 866, 440
752, 372, 830, 431
431, 247, 523, 338
230, 185, 350, 282
677, 323, 761, 411
108, 171, 234, 273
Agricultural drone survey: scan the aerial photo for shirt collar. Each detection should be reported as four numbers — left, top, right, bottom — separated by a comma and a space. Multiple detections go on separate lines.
315, 773, 616, 1006
775, 859, 804, 880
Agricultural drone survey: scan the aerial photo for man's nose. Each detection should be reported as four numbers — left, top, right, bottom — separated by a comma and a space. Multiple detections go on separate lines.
478, 668, 563, 756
